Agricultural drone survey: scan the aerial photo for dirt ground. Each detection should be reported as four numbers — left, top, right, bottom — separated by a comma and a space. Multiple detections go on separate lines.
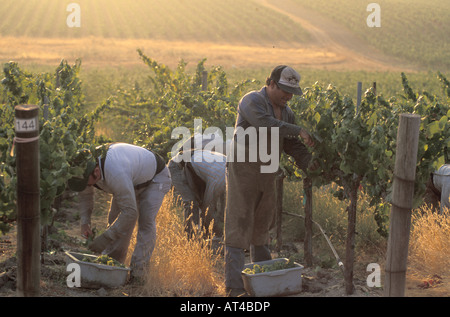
1, 191, 447, 298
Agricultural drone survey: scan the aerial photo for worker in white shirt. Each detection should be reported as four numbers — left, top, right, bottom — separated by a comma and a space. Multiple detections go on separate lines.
169, 149, 226, 237
425, 164, 450, 213
68, 143, 171, 278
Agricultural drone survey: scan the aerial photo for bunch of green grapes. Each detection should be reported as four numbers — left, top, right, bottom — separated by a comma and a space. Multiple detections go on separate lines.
82, 255, 126, 268
242, 259, 296, 274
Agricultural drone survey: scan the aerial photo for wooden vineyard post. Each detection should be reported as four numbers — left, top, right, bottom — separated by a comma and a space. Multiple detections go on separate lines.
356, 82, 362, 113
303, 177, 313, 267
384, 114, 420, 297
201, 70, 208, 91
15, 105, 41, 297
275, 170, 285, 252
344, 175, 361, 295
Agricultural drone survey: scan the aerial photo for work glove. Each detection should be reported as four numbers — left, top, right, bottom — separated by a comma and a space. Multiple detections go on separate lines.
88, 231, 113, 253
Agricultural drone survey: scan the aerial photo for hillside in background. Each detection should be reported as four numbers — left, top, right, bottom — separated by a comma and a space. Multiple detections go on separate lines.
0, 0, 309, 43
295, 0, 450, 71
0, 0, 448, 71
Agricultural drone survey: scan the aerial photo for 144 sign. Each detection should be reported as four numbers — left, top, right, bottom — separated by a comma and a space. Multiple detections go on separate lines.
15, 117, 38, 132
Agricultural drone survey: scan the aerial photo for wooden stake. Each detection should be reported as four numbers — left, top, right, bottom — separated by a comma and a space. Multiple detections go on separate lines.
15, 105, 40, 297
275, 171, 285, 252
303, 177, 313, 267
384, 114, 420, 297
201, 70, 208, 91
344, 176, 361, 295
356, 82, 362, 114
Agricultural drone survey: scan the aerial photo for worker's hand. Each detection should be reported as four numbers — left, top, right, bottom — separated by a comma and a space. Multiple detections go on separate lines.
81, 224, 93, 239
88, 232, 113, 253
308, 159, 320, 171
299, 129, 315, 147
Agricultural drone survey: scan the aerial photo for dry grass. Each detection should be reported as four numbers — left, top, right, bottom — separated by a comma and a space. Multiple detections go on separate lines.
283, 182, 386, 253
0, 36, 341, 71
127, 191, 225, 297
409, 206, 450, 278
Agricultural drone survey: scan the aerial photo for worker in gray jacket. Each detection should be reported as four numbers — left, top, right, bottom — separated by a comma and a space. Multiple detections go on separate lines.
425, 164, 450, 213
225, 65, 316, 296
68, 143, 171, 279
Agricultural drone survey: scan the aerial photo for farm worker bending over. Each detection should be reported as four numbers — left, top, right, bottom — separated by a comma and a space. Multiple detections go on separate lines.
169, 149, 227, 237
68, 143, 171, 279
425, 164, 450, 213
224, 65, 316, 296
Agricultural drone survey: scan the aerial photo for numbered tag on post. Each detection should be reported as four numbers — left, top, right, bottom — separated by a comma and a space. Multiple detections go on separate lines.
15, 117, 38, 132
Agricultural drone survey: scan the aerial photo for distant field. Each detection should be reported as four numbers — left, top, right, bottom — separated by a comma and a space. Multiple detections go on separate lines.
0, 0, 319, 72
1, 0, 448, 72
0, 0, 449, 109
0, 36, 339, 70
296, 0, 450, 71
0, 0, 309, 44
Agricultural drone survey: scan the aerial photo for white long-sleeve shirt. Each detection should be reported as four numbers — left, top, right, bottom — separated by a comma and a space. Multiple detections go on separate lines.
170, 150, 226, 210
190, 150, 226, 209
433, 164, 450, 213
79, 143, 161, 240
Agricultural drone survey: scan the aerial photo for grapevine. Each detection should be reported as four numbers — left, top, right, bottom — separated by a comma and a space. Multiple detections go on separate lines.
287, 73, 449, 294
289, 73, 449, 233
1, 55, 448, 295
0, 60, 109, 234
110, 50, 255, 158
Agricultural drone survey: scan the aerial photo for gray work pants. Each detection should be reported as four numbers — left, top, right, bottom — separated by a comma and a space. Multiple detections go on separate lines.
105, 167, 171, 275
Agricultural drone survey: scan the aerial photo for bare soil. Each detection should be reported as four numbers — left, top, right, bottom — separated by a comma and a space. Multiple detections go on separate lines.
1, 191, 446, 298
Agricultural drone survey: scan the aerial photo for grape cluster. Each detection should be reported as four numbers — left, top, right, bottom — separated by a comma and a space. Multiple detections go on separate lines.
242, 259, 296, 274
82, 255, 126, 268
